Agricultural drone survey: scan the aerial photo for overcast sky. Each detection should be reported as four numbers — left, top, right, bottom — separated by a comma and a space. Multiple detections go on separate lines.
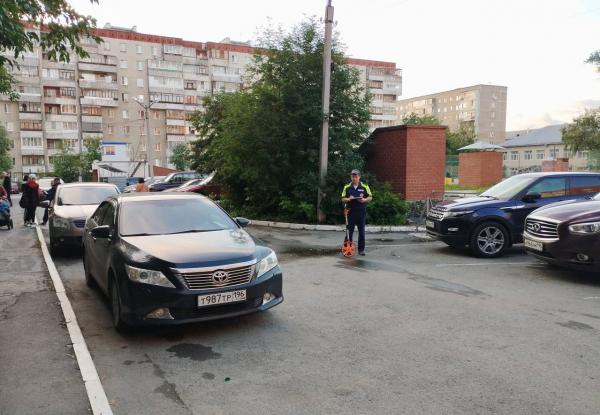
71, 0, 600, 131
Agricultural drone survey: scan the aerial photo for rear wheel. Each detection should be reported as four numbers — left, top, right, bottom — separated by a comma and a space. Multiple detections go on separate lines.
109, 276, 129, 333
470, 221, 509, 258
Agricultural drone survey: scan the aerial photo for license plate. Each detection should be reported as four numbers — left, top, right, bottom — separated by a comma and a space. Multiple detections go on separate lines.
198, 290, 246, 307
426, 220, 435, 229
524, 238, 543, 252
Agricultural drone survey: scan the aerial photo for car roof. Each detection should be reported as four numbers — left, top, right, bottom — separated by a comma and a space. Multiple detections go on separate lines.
58, 182, 119, 188
514, 172, 600, 178
113, 192, 207, 203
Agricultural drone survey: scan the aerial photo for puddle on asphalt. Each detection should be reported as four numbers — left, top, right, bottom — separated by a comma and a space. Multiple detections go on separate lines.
556, 320, 594, 330
166, 343, 222, 361
281, 246, 339, 257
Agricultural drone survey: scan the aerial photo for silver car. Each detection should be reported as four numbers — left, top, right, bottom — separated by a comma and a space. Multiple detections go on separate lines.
46, 183, 120, 253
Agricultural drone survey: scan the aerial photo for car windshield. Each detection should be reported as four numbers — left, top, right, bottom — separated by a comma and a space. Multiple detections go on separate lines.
120, 197, 238, 236
480, 176, 538, 199
57, 186, 119, 205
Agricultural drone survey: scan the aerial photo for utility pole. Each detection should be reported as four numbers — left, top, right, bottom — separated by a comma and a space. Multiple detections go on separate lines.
134, 98, 156, 179
317, 0, 334, 224
75, 54, 84, 182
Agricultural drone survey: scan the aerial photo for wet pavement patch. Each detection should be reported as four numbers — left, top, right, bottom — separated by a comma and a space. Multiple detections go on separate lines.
202, 372, 215, 380
556, 320, 594, 330
409, 275, 487, 298
166, 343, 222, 361
154, 380, 186, 405
123, 360, 134, 365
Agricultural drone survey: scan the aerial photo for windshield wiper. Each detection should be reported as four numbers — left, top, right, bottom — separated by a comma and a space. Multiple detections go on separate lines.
165, 229, 225, 235
123, 233, 155, 237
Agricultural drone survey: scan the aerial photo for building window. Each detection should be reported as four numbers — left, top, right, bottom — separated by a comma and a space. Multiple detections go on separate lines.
153, 127, 161, 135
122, 110, 129, 119
120, 43, 127, 52
4, 103, 10, 113
524, 151, 533, 160
120, 60, 128, 69
152, 46, 160, 56
155, 143, 161, 151
491, 111, 496, 119
502, 153, 507, 161
121, 76, 128, 86
185, 81, 195, 90
122, 93, 128, 102
137, 78, 144, 88
107, 109, 114, 118
153, 111, 160, 120
123, 126, 130, 134
231, 54, 237, 63
510, 151, 519, 161
103, 41, 110, 51
549, 149, 558, 159
139, 126, 145, 136
103, 146, 116, 156
536, 150, 545, 159
136, 44, 143, 54
107, 125, 113, 135
137, 61, 144, 71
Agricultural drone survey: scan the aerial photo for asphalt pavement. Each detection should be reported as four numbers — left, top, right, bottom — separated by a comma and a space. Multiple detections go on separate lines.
20, 221, 600, 414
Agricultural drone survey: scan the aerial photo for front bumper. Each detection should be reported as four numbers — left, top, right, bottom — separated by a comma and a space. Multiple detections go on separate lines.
523, 232, 600, 272
425, 217, 469, 245
50, 219, 85, 245
121, 266, 283, 326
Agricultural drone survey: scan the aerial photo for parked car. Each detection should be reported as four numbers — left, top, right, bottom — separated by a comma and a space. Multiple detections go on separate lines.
42, 182, 120, 254
122, 176, 165, 193
37, 177, 64, 193
149, 171, 203, 192
82, 193, 283, 331
171, 172, 222, 198
524, 192, 600, 272
426, 172, 600, 257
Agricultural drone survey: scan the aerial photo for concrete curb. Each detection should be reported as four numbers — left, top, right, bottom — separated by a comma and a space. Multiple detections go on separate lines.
250, 219, 420, 233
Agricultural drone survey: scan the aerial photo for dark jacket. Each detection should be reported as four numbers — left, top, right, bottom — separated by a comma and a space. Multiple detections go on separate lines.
2, 176, 10, 194
22, 181, 40, 208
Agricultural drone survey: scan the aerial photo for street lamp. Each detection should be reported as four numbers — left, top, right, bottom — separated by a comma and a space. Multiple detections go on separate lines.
133, 97, 158, 179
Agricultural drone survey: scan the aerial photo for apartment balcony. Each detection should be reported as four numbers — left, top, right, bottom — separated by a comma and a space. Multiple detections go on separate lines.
79, 97, 119, 107
20, 130, 42, 138
166, 119, 186, 126
44, 96, 76, 105
82, 115, 102, 123
78, 62, 117, 74
152, 102, 185, 111
20, 146, 45, 156
15, 93, 42, 103
14, 75, 40, 84
41, 78, 76, 88
182, 72, 210, 81
148, 85, 184, 95
78, 79, 119, 90
18, 112, 43, 121
45, 113, 78, 122
45, 130, 78, 140
82, 122, 103, 133
370, 113, 397, 121
21, 165, 45, 173
82, 132, 103, 140
42, 60, 75, 70
211, 73, 241, 83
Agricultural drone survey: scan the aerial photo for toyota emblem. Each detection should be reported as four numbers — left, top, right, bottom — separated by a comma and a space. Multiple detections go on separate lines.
533, 223, 541, 232
211, 270, 229, 285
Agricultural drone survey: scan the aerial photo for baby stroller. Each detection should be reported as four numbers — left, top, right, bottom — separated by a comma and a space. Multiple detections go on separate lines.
0, 199, 13, 230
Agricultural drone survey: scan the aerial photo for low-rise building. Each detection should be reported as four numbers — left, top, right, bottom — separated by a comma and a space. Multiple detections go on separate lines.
502, 124, 590, 175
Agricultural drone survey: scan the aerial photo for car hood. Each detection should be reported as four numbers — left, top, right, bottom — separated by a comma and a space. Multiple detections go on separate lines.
438, 196, 507, 210
530, 200, 600, 223
122, 228, 257, 267
54, 204, 97, 219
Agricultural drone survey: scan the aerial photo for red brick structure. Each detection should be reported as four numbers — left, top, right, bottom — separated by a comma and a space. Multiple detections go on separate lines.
542, 158, 569, 172
153, 166, 177, 177
458, 152, 503, 187
365, 125, 446, 200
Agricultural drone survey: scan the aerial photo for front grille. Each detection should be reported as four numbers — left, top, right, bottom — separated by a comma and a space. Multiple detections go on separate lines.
177, 264, 255, 290
73, 219, 86, 228
170, 297, 262, 320
427, 206, 447, 221
525, 218, 559, 239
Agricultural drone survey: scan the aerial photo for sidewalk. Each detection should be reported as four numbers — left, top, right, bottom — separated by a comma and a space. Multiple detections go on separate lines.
0, 204, 89, 414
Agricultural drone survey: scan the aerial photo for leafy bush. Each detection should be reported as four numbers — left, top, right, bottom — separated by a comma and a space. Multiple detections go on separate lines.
364, 183, 409, 225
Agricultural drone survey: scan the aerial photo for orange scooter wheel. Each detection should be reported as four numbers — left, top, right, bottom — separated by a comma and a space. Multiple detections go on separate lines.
342, 240, 355, 257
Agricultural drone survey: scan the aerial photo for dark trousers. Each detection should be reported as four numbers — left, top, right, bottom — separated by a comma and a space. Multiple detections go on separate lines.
346, 209, 366, 252
24, 206, 36, 223
42, 207, 49, 224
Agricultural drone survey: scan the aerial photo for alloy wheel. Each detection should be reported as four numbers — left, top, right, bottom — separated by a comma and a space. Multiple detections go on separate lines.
476, 226, 505, 255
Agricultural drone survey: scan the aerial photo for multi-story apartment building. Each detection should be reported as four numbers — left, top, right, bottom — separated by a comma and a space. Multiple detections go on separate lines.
396, 84, 507, 144
0, 24, 402, 175
502, 124, 590, 176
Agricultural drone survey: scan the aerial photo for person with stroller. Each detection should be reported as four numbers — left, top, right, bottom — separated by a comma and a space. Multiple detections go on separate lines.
41, 178, 61, 226
21, 175, 41, 227
0, 185, 12, 229
2, 172, 11, 207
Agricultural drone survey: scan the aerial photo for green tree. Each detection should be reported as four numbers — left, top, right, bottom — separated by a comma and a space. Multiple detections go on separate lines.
562, 109, 600, 153
586, 50, 600, 71
401, 112, 440, 126
82, 137, 101, 180
0, 0, 100, 98
190, 18, 371, 222
0, 126, 12, 172
446, 124, 476, 155
170, 143, 190, 171
52, 145, 80, 183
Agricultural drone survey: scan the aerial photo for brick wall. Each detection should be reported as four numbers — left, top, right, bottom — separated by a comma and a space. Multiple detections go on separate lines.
542, 158, 569, 172
366, 125, 446, 200
458, 152, 503, 187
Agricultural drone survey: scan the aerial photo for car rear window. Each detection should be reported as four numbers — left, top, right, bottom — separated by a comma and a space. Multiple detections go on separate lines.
119, 197, 238, 236
57, 186, 119, 205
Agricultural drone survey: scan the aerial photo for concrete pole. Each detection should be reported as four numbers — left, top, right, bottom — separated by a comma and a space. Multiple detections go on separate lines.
317, 0, 334, 224
75, 54, 84, 182
145, 105, 154, 179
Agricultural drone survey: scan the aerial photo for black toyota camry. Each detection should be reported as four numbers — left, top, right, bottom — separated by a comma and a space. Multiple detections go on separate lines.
82, 193, 283, 331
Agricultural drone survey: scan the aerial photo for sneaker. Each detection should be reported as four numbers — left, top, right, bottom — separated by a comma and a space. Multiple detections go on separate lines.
359, 251, 366, 256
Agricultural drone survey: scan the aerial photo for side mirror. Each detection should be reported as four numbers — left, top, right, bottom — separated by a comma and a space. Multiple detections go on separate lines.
522, 192, 541, 203
91, 225, 111, 239
39, 200, 49, 209
235, 217, 251, 228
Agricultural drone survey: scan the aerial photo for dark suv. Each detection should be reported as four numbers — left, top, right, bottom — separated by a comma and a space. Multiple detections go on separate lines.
149, 171, 202, 192
426, 172, 600, 257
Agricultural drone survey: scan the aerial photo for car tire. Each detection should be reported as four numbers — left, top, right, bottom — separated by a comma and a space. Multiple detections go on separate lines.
83, 250, 96, 288
49, 237, 61, 256
109, 275, 129, 333
470, 221, 509, 258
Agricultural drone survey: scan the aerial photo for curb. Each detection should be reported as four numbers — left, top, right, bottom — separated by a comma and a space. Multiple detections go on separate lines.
250, 220, 420, 233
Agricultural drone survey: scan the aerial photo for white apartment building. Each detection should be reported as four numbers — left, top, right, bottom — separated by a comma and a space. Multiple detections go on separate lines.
0, 24, 402, 175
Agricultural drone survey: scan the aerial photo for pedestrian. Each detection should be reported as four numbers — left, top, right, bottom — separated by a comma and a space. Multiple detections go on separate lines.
135, 177, 149, 192
341, 169, 373, 256
42, 178, 61, 226
2, 172, 11, 207
21, 174, 41, 227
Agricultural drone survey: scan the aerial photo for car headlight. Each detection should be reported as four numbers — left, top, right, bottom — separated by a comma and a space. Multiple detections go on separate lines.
568, 222, 600, 234
125, 264, 175, 288
442, 210, 473, 219
53, 216, 70, 229
256, 251, 278, 278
